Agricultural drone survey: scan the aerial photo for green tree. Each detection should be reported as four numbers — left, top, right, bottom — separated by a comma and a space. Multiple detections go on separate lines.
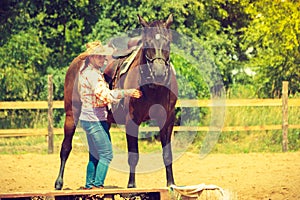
0, 28, 52, 101
0, 0, 31, 46
241, 0, 300, 97
0, 0, 52, 101
33, 0, 99, 68
86, 0, 241, 94
2, 0, 298, 101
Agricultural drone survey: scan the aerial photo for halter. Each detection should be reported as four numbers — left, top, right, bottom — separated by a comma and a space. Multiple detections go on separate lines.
140, 33, 171, 86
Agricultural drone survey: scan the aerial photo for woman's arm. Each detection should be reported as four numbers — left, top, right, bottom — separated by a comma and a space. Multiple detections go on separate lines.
94, 79, 142, 104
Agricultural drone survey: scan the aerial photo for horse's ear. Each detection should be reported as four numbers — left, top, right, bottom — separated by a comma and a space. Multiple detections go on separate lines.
138, 14, 149, 27
165, 14, 173, 29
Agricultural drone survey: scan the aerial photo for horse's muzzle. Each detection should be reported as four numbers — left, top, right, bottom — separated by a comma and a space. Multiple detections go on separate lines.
152, 63, 170, 85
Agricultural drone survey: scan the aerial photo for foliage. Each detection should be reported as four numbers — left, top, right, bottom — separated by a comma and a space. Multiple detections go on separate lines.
32, 0, 104, 68
241, 0, 300, 97
2, 0, 299, 101
0, 1, 32, 46
0, 28, 52, 101
171, 52, 209, 99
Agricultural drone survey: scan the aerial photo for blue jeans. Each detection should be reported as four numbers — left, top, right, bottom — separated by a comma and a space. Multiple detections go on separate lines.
80, 120, 113, 188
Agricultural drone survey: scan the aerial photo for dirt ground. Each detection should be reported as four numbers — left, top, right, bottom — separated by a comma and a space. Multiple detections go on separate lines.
0, 151, 300, 200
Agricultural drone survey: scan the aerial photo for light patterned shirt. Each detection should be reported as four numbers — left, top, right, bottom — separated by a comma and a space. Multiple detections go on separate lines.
78, 63, 123, 121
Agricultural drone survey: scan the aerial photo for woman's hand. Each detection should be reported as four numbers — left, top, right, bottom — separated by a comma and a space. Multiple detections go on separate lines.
125, 89, 142, 98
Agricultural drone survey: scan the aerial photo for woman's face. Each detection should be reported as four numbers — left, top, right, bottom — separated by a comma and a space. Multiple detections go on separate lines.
89, 55, 106, 69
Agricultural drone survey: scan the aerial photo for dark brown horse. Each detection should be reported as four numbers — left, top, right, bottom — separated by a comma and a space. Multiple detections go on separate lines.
54, 14, 177, 190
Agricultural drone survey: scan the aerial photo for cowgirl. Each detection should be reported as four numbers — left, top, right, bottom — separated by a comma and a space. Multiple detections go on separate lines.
78, 41, 141, 189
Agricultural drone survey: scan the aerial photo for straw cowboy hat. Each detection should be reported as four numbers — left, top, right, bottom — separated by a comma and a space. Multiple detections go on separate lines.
79, 41, 114, 59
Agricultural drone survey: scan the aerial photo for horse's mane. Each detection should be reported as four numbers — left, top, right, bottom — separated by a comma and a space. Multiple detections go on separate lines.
149, 20, 164, 27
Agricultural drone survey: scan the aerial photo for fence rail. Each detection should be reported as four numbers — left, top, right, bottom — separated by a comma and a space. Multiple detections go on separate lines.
0, 80, 299, 152
1, 99, 300, 109
1, 124, 300, 138
1, 99, 299, 136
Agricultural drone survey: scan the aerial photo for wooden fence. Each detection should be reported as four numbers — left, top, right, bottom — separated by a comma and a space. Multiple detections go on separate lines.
0, 79, 299, 152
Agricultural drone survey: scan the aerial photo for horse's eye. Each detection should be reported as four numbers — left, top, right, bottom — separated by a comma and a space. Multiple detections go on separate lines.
146, 47, 156, 56
144, 41, 152, 48
162, 49, 170, 56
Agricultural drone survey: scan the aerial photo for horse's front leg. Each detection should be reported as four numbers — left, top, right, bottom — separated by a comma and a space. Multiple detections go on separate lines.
125, 118, 139, 188
54, 112, 76, 190
160, 116, 176, 187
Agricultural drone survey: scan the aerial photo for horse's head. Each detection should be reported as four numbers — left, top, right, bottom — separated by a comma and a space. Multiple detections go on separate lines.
138, 14, 173, 86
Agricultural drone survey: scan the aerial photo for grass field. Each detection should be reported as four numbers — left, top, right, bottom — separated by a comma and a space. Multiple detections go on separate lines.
0, 128, 299, 155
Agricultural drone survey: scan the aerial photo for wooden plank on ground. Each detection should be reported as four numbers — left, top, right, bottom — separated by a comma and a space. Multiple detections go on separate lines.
0, 187, 170, 200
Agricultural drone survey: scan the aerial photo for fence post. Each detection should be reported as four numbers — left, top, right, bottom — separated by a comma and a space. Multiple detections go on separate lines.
48, 75, 54, 154
282, 81, 289, 152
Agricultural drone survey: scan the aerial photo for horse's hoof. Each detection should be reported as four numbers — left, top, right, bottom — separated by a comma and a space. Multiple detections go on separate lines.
167, 181, 175, 187
127, 183, 136, 188
55, 184, 63, 190
55, 179, 63, 190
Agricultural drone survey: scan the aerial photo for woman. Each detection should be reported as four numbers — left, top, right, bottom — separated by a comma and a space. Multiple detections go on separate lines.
78, 41, 142, 189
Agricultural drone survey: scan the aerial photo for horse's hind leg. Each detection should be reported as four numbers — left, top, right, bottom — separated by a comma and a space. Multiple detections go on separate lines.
54, 111, 77, 190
